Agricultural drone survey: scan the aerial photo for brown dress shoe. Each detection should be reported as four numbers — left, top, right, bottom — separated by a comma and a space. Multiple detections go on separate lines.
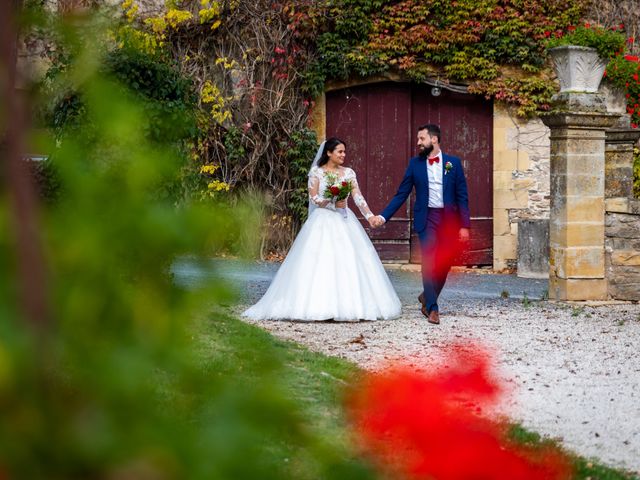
428, 310, 440, 325
418, 292, 425, 307
421, 303, 428, 318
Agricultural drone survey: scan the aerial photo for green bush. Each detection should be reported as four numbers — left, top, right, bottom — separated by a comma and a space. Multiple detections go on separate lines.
47, 48, 197, 145
605, 53, 640, 128
284, 128, 319, 227
102, 48, 198, 143
546, 24, 626, 59
0, 12, 371, 478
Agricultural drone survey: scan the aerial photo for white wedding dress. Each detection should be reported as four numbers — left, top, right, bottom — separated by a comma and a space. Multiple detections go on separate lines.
243, 166, 401, 321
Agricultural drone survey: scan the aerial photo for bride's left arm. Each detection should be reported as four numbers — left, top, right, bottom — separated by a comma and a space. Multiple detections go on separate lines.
350, 172, 374, 221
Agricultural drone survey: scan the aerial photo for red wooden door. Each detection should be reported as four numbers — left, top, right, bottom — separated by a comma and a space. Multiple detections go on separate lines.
326, 83, 413, 261
326, 82, 493, 265
410, 84, 493, 265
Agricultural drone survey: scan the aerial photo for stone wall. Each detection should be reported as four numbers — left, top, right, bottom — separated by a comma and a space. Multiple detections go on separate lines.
603, 91, 640, 301
492, 104, 550, 271
605, 200, 640, 300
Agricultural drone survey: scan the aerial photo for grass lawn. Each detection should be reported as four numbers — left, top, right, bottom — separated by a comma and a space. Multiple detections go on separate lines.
192, 310, 639, 480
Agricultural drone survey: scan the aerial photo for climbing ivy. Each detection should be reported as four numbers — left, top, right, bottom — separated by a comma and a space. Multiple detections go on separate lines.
299, 0, 592, 116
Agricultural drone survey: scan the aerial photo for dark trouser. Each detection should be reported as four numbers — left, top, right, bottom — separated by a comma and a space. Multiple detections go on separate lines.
418, 208, 458, 313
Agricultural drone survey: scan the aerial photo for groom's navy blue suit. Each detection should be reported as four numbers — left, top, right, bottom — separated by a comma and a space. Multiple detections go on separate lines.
380, 153, 470, 314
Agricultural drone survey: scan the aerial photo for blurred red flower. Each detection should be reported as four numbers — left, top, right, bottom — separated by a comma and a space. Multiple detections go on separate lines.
346, 344, 571, 480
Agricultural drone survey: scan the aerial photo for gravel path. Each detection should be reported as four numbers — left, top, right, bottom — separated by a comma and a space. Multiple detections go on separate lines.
174, 259, 640, 473
239, 299, 640, 473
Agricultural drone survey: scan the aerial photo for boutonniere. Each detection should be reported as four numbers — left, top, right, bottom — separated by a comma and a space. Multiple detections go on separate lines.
444, 161, 453, 175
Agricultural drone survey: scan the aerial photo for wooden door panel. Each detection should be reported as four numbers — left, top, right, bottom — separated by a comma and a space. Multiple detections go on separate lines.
327, 83, 412, 261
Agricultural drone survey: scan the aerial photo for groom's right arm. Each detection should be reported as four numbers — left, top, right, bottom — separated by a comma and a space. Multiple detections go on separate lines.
379, 161, 415, 224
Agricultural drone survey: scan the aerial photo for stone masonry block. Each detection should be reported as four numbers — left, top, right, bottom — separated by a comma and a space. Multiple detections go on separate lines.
552, 246, 604, 279
493, 208, 511, 235
494, 188, 529, 209
551, 196, 604, 223
494, 150, 519, 171
549, 127, 608, 141
551, 173, 604, 197
549, 153, 604, 175
513, 178, 536, 190
494, 109, 516, 129
550, 138, 604, 156
493, 128, 508, 153
549, 277, 608, 301
611, 251, 640, 266
494, 234, 517, 260
494, 171, 513, 190
607, 280, 640, 301
605, 198, 630, 213
550, 222, 604, 248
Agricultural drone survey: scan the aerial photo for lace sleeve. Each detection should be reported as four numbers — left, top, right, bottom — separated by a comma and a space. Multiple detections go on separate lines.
308, 170, 329, 207
349, 170, 374, 219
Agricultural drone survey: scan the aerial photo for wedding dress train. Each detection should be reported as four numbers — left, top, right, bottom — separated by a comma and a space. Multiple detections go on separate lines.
243, 166, 401, 321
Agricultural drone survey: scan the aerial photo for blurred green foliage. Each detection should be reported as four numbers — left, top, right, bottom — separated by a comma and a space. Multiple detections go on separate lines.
41, 17, 199, 205
0, 10, 375, 479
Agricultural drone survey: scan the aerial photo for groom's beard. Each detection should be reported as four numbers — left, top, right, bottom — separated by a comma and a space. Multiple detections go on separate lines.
419, 144, 434, 159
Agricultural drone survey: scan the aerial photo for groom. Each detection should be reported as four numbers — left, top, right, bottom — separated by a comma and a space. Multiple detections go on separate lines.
372, 124, 470, 325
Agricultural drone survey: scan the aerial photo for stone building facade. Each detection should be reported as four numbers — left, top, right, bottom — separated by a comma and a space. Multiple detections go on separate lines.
16, 2, 640, 300
492, 105, 551, 271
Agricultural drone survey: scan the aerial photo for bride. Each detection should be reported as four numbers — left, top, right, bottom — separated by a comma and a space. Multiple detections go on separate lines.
243, 137, 401, 321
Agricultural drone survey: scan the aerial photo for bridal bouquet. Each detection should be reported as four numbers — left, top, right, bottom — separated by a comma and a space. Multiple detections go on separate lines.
323, 172, 352, 218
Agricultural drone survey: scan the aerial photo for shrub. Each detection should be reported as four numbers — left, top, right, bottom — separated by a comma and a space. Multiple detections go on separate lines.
545, 23, 626, 59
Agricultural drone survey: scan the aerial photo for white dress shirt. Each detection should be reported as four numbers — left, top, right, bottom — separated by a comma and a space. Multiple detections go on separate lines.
427, 151, 444, 208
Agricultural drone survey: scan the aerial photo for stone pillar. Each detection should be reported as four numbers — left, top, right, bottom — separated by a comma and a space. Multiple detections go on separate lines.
542, 93, 619, 301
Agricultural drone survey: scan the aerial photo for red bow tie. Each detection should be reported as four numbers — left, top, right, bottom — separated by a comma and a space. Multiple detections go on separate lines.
428, 156, 439, 166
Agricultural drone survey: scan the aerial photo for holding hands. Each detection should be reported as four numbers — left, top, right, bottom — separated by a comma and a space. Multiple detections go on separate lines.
367, 215, 385, 228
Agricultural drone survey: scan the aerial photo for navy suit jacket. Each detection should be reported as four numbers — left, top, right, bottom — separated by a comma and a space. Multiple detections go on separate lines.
380, 153, 471, 234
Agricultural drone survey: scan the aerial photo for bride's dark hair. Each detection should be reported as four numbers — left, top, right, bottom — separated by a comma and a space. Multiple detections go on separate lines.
317, 137, 346, 167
